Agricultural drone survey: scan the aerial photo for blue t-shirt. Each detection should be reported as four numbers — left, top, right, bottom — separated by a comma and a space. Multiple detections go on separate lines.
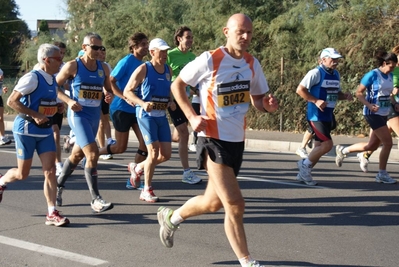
110, 54, 143, 114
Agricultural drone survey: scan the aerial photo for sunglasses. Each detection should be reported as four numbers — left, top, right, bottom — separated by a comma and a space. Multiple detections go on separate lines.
84, 44, 106, 51
47, 56, 62, 62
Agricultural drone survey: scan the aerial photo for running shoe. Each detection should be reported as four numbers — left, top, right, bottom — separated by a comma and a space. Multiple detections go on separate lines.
80, 157, 86, 169
0, 136, 11, 145
182, 170, 202, 184
107, 138, 116, 145
296, 147, 308, 159
188, 143, 197, 152
296, 159, 317, 186
91, 196, 114, 213
56, 186, 64, 206
63, 135, 71, 153
0, 183, 6, 203
248, 260, 265, 267
128, 162, 143, 189
356, 153, 369, 173
99, 154, 113, 160
126, 179, 144, 190
157, 206, 179, 248
375, 173, 397, 184
45, 210, 70, 226
140, 187, 159, 203
335, 145, 346, 167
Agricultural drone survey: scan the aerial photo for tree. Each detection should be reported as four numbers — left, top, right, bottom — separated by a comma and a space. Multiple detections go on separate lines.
0, 0, 30, 76
38, 20, 50, 33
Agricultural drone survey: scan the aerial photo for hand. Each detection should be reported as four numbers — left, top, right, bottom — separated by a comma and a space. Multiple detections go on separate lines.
262, 94, 278, 112
315, 99, 326, 111
68, 100, 82, 112
33, 113, 49, 125
189, 115, 209, 132
368, 104, 379, 113
57, 102, 65, 114
344, 93, 354, 101
104, 91, 113, 104
2, 86, 8, 94
168, 101, 176, 111
143, 102, 154, 112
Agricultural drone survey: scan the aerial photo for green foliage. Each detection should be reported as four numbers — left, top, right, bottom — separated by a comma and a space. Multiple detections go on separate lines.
15, 0, 399, 135
38, 20, 50, 33
0, 0, 30, 75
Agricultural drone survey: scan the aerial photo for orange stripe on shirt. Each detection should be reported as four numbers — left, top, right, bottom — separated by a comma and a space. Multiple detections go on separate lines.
205, 48, 225, 140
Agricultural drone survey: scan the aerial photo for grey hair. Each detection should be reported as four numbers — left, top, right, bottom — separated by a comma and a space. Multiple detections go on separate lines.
83, 32, 102, 44
37, 44, 60, 65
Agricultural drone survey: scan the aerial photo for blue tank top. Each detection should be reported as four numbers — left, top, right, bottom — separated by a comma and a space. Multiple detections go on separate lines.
136, 62, 171, 118
69, 58, 104, 120
307, 66, 340, 122
13, 70, 57, 136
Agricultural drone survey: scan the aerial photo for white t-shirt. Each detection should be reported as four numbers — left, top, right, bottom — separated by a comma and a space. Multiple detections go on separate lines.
180, 46, 269, 142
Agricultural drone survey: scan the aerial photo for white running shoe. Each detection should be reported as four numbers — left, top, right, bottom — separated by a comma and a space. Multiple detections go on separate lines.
99, 154, 113, 160
335, 145, 346, 167
356, 153, 369, 173
296, 159, 317, 186
375, 172, 397, 184
296, 147, 308, 159
157, 206, 179, 248
182, 170, 202, 184
139, 187, 159, 203
188, 143, 197, 152
128, 162, 143, 189
247, 260, 265, 267
91, 196, 113, 213
0, 136, 11, 146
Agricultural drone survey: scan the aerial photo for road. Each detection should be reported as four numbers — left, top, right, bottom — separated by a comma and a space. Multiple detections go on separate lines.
0, 140, 398, 267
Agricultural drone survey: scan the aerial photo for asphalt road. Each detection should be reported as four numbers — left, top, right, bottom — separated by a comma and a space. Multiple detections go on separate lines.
0, 139, 398, 267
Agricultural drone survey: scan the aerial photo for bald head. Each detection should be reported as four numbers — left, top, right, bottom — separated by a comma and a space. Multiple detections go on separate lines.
223, 13, 253, 58
226, 13, 252, 28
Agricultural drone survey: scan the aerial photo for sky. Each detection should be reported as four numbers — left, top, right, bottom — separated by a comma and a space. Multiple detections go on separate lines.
15, 0, 68, 31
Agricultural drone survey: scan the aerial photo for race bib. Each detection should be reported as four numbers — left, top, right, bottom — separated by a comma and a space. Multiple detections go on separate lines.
217, 81, 250, 108
78, 83, 103, 107
38, 99, 58, 116
377, 95, 390, 114
326, 89, 339, 108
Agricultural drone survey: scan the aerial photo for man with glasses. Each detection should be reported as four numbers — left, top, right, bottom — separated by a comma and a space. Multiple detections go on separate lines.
55, 33, 114, 213
0, 43, 75, 226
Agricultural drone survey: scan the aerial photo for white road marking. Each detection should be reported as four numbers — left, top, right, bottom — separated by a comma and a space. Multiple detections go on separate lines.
237, 176, 331, 189
0, 235, 108, 266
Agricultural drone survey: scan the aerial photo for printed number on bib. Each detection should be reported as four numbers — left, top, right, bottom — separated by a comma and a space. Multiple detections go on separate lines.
151, 95, 170, 110
326, 89, 338, 108
217, 81, 250, 108
38, 99, 58, 116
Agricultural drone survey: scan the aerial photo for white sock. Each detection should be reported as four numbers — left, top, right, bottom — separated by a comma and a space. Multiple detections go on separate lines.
56, 162, 63, 168
303, 158, 313, 167
342, 147, 350, 155
48, 206, 56, 215
170, 210, 184, 225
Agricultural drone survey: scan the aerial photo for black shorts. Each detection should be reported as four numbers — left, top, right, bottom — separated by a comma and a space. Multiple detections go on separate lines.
52, 112, 63, 130
364, 115, 388, 130
306, 114, 335, 135
0, 96, 3, 108
101, 95, 110, 115
111, 110, 137, 132
196, 137, 244, 176
387, 105, 399, 120
168, 100, 188, 127
309, 121, 333, 142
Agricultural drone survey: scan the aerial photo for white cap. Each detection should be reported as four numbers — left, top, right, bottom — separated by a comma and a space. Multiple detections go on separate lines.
149, 38, 170, 50
320, 48, 343, 59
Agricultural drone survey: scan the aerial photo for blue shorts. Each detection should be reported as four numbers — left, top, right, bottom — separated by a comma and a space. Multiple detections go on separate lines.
14, 133, 56, 160
137, 116, 171, 145
68, 115, 99, 149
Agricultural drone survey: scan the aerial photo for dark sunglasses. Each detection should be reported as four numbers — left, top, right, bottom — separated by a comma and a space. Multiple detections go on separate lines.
84, 44, 106, 51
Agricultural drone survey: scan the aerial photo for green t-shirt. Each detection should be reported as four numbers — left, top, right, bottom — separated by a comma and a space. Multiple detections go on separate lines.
167, 47, 196, 81
393, 66, 399, 88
